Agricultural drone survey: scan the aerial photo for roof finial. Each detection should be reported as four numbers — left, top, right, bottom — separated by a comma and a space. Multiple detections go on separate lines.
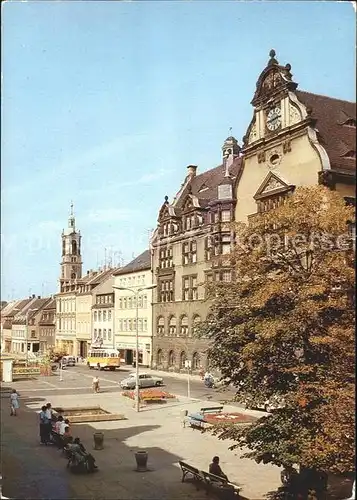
70, 200, 74, 216
228, 126, 232, 137
268, 48, 278, 66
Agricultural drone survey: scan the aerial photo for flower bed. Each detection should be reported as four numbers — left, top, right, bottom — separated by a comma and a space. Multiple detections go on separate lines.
203, 412, 257, 425
122, 388, 176, 402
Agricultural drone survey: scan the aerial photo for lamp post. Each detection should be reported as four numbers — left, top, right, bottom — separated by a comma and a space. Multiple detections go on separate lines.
113, 284, 157, 412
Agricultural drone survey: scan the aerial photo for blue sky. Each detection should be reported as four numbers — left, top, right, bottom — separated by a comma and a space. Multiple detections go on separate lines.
1, 1, 355, 300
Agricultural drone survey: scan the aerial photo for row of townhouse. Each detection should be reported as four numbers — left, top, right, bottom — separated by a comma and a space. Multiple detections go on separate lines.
1, 296, 56, 355
1, 50, 355, 369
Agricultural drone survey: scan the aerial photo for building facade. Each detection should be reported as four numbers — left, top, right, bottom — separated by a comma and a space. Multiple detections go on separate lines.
1, 300, 22, 352
235, 49, 356, 223
11, 296, 50, 354
55, 204, 83, 354
38, 298, 56, 352
150, 145, 242, 372
113, 251, 154, 367
91, 275, 115, 350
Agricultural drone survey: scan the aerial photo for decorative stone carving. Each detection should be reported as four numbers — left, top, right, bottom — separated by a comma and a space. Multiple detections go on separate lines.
261, 177, 284, 194
257, 151, 266, 163
289, 104, 301, 125
248, 122, 258, 143
283, 140, 292, 154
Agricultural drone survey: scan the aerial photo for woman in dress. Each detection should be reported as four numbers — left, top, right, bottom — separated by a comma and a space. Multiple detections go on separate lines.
10, 389, 20, 416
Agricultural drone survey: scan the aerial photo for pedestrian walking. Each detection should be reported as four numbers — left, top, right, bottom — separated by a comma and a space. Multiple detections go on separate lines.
10, 389, 20, 416
92, 375, 99, 393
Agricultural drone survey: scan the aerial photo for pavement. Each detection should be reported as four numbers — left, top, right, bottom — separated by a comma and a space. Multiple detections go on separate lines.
1, 370, 283, 500
1, 367, 354, 500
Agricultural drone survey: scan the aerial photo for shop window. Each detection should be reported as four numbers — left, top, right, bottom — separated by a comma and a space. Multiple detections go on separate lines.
192, 352, 200, 370
157, 349, 163, 365
180, 351, 187, 369
168, 350, 175, 367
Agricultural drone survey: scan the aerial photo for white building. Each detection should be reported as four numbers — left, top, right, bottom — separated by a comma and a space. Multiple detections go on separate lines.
92, 275, 116, 349
113, 250, 153, 367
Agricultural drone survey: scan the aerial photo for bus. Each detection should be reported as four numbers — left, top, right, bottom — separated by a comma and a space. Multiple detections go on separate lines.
87, 348, 120, 371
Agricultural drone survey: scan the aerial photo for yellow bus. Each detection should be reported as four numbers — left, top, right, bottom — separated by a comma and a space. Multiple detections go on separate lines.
87, 348, 120, 371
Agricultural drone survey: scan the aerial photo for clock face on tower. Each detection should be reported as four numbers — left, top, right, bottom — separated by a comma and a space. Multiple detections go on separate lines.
266, 107, 282, 131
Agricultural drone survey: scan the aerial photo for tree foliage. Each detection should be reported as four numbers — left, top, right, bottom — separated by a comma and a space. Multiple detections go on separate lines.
198, 186, 355, 474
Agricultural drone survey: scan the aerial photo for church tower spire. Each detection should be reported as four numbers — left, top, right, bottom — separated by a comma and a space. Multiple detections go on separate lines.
60, 202, 82, 292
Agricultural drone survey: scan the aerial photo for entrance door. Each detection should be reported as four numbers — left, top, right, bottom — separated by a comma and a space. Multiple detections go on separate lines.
125, 350, 133, 365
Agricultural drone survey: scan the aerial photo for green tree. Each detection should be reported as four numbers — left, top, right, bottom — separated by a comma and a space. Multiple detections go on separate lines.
199, 186, 355, 477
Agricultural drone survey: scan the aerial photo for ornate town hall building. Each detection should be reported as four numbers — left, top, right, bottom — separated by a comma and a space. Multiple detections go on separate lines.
150, 50, 355, 373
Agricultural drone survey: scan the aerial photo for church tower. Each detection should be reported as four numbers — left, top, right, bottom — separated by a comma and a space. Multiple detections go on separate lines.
60, 202, 82, 292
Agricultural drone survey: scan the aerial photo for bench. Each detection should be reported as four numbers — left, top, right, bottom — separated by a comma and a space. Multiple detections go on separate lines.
201, 470, 240, 499
179, 461, 240, 499
179, 461, 204, 489
200, 406, 223, 414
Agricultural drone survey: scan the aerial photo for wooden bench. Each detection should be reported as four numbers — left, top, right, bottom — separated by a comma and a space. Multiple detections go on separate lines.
178, 461, 204, 489
201, 470, 240, 499
200, 406, 223, 414
179, 461, 240, 499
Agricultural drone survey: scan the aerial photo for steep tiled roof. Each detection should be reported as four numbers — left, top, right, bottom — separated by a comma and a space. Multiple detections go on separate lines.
43, 298, 56, 310
296, 91, 356, 175
190, 158, 242, 201
13, 298, 50, 323
113, 250, 151, 276
87, 268, 116, 286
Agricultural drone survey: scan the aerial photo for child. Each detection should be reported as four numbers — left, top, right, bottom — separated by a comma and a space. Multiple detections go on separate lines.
10, 389, 20, 416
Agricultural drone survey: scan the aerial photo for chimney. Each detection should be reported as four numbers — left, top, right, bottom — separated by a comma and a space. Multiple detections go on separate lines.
187, 165, 197, 178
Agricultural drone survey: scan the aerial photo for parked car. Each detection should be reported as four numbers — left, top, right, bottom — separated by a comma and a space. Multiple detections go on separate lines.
120, 372, 163, 389
61, 355, 76, 367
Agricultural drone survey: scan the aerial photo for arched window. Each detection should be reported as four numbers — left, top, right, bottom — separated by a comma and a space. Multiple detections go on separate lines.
168, 316, 176, 336
157, 349, 163, 365
128, 297, 132, 309
62, 239, 66, 256
168, 350, 175, 367
192, 315, 201, 337
192, 352, 200, 370
157, 316, 165, 336
180, 315, 189, 336
180, 351, 187, 369
71, 240, 77, 255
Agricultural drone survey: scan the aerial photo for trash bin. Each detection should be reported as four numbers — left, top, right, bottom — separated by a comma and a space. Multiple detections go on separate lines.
93, 432, 104, 450
135, 451, 148, 471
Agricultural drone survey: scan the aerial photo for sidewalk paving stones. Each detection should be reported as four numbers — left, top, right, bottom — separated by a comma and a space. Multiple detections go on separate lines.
3, 389, 282, 499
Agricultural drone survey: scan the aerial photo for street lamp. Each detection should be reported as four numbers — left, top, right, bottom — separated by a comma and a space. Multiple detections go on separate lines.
113, 284, 157, 412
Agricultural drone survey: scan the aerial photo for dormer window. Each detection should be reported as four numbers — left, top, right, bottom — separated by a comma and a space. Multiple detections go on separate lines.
343, 118, 356, 128
343, 150, 356, 159
221, 210, 231, 222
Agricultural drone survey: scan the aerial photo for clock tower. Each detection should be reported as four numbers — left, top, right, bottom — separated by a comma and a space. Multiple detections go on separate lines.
59, 202, 82, 293
234, 48, 353, 224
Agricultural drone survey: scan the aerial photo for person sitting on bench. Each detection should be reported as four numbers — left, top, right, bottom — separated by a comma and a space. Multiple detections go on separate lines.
209, 456, 229, 481
69, 437, 98, 471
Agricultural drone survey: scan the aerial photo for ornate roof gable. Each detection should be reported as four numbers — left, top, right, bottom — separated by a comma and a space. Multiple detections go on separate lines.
251, 49, 298, 108
254, 171, 295, 199
158, 196, 177, 222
